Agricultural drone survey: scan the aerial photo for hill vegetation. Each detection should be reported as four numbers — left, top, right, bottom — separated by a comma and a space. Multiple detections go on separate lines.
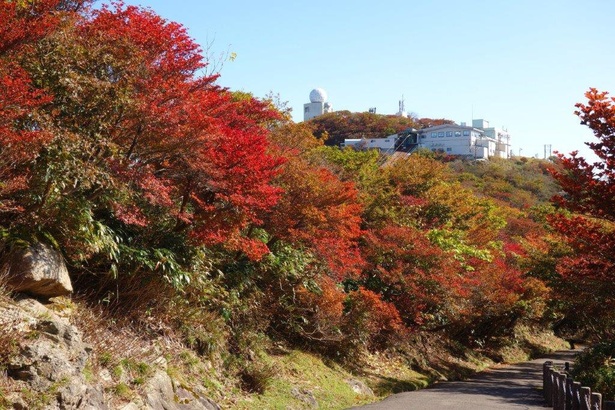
1, 0, 614, 407
307, 110, 453, 146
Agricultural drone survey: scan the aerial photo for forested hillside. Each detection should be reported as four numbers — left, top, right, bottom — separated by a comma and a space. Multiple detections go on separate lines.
1, 1, 613, 408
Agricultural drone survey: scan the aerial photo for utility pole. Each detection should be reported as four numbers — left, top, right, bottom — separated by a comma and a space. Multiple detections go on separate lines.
544, 144, 552, 159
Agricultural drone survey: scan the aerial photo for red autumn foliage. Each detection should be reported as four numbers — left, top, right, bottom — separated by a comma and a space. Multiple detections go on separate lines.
79, 4, 284, 256
0, 0, 78, 213
550, 88, 615, 302
361, 224, 466, 327
344, 287, 404, 349
0, 0, 79, 55
293, 276, 346, 343
0, 66, 52, 163
448, 257, 545, 343
551, 88, 615, 222
549, 215, 615, 281
3, 2, 283, 260
264, 157, 364, 279
548, 88, 615, 333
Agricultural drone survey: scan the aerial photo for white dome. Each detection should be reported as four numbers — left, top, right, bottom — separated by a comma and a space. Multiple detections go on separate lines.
309, 88, 328, 103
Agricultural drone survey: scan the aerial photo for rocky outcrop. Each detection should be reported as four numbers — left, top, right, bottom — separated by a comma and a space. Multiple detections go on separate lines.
290, 386, 318, 408
0, 297, 106, 409
140, 370, 220, 410
346, 379, 374, 396
0, 295, 221, 409
2, 242, 73, 298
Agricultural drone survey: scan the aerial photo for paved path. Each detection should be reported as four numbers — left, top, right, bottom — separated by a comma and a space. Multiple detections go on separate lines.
350, 350, 578, 410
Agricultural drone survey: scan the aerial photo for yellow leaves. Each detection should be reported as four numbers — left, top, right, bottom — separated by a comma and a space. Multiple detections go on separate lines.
268, 122, 322, 157
384, 154, 451, 196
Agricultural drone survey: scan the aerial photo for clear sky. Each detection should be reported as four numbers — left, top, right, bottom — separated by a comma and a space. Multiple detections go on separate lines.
116, 0, 615, 159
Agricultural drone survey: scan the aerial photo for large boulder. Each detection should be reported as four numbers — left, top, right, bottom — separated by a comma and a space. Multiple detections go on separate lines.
2, 242, 73, 298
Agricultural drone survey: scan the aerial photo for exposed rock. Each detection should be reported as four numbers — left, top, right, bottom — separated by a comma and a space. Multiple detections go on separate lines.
99, 368, 113, 383
142, 370, 220, 410
290, 386, 318, 408
120, 403, 142, 410
346, 378, 375, 396
0, 295, 220, 410
2, 242, 73, 298
0, 297, 107, 409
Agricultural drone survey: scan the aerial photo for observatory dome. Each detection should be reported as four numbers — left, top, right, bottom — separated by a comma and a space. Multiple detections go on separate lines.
309, 88, 328, 103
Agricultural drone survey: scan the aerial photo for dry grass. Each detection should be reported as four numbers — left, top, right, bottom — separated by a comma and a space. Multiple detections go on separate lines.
71, 302, 165, 368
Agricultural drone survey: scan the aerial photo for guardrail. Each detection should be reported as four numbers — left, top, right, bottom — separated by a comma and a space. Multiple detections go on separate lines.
543, 360, 615, 410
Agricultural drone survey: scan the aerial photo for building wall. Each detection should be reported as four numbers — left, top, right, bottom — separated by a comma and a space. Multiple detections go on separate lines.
303, 101, 332, 121
421, 125, 488, 157
343, 137, 396, 151
475, 119, 511, 158
342, 119, 510, 160
304, 102, 324, 121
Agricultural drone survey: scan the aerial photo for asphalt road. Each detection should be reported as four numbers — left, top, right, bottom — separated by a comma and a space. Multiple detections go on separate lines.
350, 349, 578, 410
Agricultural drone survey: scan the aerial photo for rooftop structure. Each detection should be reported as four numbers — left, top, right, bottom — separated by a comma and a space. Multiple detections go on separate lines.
304, 88, 332, 121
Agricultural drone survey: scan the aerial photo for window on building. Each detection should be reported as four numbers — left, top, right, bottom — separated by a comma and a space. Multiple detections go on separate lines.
455, 131, 461, 137
304, 107, 310, 113
446, 147, 452, 152
431, 132, 437, 138
438, 132, 445, 137
463, 130, 470, 136
446, 131, 453, 137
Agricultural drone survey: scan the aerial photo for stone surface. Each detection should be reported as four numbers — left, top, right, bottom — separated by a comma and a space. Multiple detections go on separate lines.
347, 379, 375, 396
143, 370, 220, 410
0, 294, 220, 410
291, 386, 318, 408
0, 297, 107, 409
2, 242, 73, 297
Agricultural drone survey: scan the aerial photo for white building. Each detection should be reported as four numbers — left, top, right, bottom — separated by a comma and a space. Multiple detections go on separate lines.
343, 137, 396, 152
419, 119, 510, 159
343, 129, 420, 153
472, 119, 511, 159
303, 88, 332, 121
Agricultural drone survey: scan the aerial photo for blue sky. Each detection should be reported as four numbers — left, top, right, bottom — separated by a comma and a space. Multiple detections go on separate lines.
117, 0, 615, 159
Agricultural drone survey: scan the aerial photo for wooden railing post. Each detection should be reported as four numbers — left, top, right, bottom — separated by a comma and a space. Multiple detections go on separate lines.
558, 373, 568, 410
590, 393, 602, 410
572, 381, 582, 410
544, 361, 554, 406
552, 370, 560, 409
580, 387, 592, 410
566, 376, 573, 410
542, 360, 610, 410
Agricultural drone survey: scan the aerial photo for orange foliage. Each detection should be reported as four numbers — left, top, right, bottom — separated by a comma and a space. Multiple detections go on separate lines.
362, 224, 466, 327
345, 287, 404, 349
265, 157, 364, 279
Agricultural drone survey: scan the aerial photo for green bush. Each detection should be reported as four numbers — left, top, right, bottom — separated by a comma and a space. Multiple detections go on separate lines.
572, 341, 615, 401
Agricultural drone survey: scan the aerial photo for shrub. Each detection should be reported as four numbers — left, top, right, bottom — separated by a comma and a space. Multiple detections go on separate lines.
344, 287, 405, 350
572, 341, 615, 401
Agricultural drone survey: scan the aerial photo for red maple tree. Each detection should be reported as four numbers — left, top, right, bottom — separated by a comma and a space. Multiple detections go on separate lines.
549, 89, 615, 333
